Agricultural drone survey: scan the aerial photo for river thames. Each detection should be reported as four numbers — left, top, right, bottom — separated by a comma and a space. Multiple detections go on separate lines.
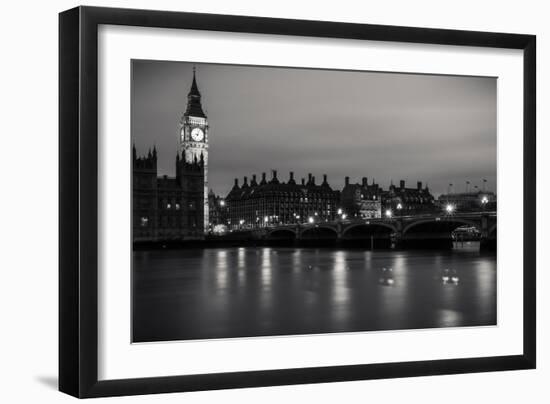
132, 242, 496, 342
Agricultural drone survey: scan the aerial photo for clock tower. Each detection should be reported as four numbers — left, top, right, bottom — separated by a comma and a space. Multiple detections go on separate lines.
180, 67, 209, 231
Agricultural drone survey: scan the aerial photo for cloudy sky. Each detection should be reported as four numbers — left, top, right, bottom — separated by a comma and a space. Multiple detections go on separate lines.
132, 60, 496, 197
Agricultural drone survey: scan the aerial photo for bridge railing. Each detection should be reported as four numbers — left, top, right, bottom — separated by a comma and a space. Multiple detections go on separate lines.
228, 211, 496, 233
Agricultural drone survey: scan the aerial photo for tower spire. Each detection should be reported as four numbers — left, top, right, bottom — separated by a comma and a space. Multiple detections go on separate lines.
189, 66, 200, 97
184, 66, 206, 118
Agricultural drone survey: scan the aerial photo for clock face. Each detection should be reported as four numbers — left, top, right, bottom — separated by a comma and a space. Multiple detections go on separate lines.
190, 127, 204, 142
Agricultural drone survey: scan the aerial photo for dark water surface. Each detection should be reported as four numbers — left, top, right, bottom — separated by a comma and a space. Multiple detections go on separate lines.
132, 243, 496, 342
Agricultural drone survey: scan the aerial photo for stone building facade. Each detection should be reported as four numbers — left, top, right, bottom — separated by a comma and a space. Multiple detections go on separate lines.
381, 180, 436, 215
340, 177, 383, 218
341, 178, 435, 218
132, 70, 208, 243
225, 171, 340, 230
132, 147, 205, 242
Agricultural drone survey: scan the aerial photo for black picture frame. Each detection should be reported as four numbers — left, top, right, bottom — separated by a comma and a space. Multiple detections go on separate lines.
59, 6, 536, 398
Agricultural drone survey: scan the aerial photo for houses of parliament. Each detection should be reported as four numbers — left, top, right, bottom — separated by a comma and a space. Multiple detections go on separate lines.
133, 69, 209, 242
133, 70, 443, 243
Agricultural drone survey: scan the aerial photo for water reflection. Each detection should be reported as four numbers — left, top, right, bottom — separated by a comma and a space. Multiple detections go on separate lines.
378, 267, 395, 286
214, 249, 228, 292
260, 248, 272, 287
441, 268, 460, 285
332, 251, 350, 302
132, 244, 497, 342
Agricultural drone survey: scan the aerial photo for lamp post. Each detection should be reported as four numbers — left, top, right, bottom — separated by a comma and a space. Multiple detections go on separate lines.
336, 208, 346, 222
481, 196, 488, 211
396, 203, 403, 218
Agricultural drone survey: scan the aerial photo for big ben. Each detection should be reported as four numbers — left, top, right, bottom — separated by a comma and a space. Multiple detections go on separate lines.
179, 67, 209, 231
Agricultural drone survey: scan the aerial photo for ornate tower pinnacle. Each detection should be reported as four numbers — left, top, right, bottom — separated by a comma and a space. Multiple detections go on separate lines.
185, 67, 206, 118
179, 67, 210, 232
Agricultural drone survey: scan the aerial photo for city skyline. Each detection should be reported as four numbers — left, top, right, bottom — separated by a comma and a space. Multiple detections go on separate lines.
131, 59, 498, 344
132, 60, 497, 197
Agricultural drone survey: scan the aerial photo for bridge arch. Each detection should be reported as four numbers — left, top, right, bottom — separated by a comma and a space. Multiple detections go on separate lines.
401, 217, 482, 249
299, 225, 339, 240
402, 218, 480, 235
266, 228, 297, 240
342, 222, 397, 239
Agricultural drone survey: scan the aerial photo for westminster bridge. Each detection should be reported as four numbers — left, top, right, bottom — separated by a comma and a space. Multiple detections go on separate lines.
228, 211, 497, 250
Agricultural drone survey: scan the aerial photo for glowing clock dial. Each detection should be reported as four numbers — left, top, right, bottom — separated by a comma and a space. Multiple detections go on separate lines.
190, 128, 204, 142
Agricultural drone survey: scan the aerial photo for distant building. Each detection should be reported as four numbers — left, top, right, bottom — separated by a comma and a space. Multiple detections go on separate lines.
225, 171, 340, 230
341, 177, 383, 218
341, 178, 434, 217
132, 69, 209, 242
437, 191, 496, 212
208, 189, 228, 230
381, 180, 435, 215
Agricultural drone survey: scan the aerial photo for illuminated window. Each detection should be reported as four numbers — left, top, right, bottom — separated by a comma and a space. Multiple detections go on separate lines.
167, 203, 171, 209
175, 203, 180, 210
140, 217, 149, 227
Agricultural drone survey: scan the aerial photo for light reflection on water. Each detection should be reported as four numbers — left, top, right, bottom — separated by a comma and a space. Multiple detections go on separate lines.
133, 244, 496, 342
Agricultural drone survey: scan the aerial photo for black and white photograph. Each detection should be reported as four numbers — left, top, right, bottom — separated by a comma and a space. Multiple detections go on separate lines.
131, 61, 497, 343
1, 0, 544, 401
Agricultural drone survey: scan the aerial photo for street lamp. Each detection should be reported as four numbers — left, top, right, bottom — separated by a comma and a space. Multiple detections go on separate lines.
219, 200, 225, 207
337, 208, 343, 215
385, 209, 392, 218
308, 216, 314, 224
342, 214, 347, 220
481, 196, 488, 212
445, 204, 455, 214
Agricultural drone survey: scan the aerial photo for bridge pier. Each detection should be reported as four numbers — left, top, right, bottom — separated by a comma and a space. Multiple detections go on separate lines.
480, 237, 496, 252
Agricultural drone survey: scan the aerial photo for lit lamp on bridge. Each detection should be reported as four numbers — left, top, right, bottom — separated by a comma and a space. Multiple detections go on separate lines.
308, 216, 315, 224
445, 204, 455, 215
396, 203, 403, 218
481, 196, 489, 211
385, 209, 392, 219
